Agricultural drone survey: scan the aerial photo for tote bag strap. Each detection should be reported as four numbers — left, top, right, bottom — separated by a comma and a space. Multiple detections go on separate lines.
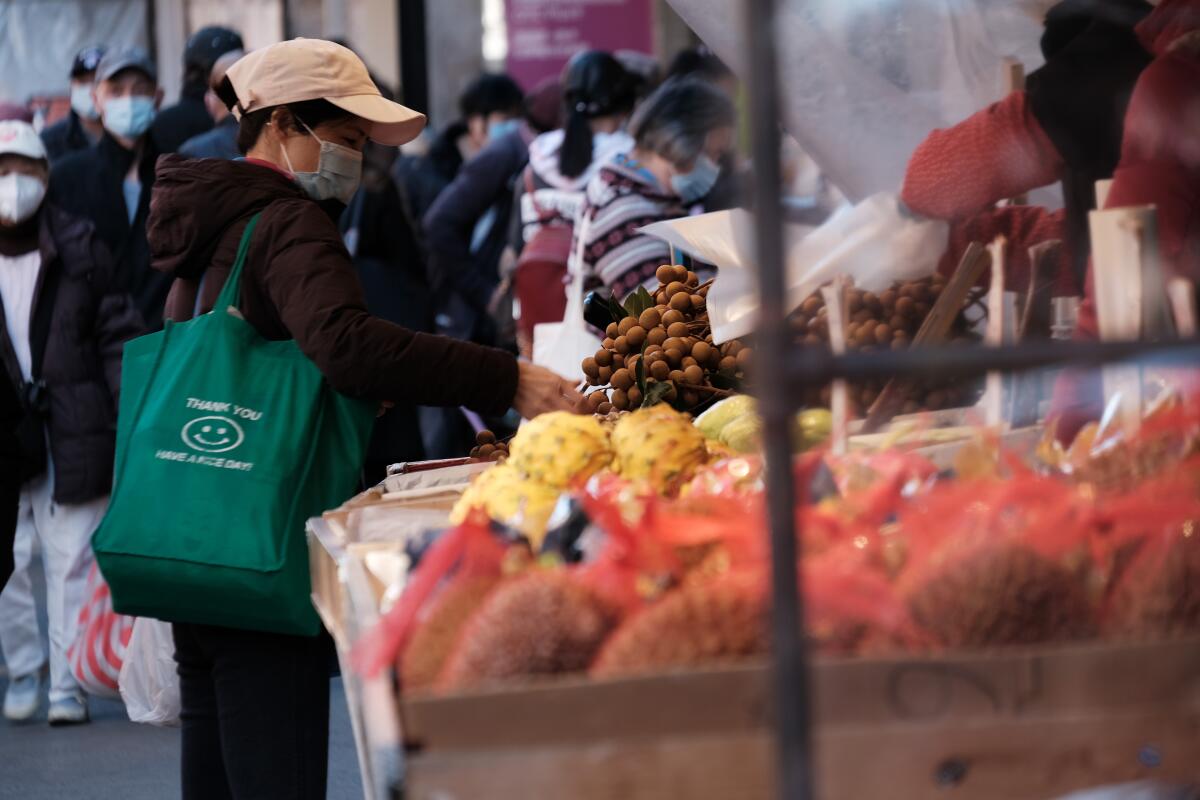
213, 212, 264, 313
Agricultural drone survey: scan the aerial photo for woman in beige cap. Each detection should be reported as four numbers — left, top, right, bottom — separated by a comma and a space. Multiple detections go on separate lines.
146, 39, 580, 799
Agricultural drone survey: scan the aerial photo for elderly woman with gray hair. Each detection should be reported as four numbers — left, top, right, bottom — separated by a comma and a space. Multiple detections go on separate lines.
573, 78, 735, 297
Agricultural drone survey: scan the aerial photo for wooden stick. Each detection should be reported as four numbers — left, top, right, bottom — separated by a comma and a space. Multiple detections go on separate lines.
1011, 240, 1061, 427
820, 277, 851, 456
861, 243, 991, 433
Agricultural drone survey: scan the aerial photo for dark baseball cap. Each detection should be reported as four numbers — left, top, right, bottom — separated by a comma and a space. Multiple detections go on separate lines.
185, 26, 244, 72
96, 47, 158, 83
71, 46, 107, 78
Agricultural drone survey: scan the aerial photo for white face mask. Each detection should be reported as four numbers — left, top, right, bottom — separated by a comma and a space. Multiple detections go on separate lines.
280, 122, 363, 205
70, 83, 99, 121
102, 95, 157, 140
0, 173, 47, 226
670, 153, 721, 204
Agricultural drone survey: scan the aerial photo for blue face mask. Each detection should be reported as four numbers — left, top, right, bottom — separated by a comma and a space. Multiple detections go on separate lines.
670, 154, 721, 204
70, 83, 99, 121
103, 95, 156, 139
487, 118, 521, 143
280, 122, 364, 205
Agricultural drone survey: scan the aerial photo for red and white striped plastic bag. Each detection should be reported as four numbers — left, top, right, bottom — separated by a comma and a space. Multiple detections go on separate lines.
67, 563, 135, 698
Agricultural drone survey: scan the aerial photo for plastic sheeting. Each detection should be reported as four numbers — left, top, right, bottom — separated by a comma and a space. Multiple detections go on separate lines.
0, 0, 149, 103
666, 0, 1055, 201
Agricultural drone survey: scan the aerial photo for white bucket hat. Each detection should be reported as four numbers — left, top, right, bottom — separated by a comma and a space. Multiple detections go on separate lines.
226, 38, 425, 146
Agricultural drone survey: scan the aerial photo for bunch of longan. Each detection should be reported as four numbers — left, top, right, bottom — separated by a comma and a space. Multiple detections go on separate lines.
468, 430, 509, 461
581, 265, 751, 414
789, 275, 980, 413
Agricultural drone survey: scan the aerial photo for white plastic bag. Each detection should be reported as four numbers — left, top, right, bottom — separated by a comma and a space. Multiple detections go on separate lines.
531, 211, 601, 386
118, 617, 181, 727
641, 195, 947, 343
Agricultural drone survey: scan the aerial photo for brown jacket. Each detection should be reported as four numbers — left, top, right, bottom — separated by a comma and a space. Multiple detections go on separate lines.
148, 155, 518, 414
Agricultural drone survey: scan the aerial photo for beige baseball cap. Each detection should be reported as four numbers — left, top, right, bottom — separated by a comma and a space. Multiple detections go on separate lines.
226, 38, 425, 146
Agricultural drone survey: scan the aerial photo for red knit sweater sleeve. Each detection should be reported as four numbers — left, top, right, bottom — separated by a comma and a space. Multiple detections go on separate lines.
935, 206, 1074, 295
901, 90, 1066, 222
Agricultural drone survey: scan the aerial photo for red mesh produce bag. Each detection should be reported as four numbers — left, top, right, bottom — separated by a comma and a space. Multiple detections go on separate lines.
352, 513, 509, 679
896, 475, 1099, 648
1096, 466, 1200, 638
436, 568, 620, 691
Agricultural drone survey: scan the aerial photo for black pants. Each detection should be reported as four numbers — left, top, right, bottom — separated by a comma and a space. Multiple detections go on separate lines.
172, 622, 333, 800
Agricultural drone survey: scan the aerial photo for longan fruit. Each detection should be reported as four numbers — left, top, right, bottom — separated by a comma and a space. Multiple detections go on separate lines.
669, 292, 692, 312
627, 386, 643, 408
667, 321, 689, 339
889, 315, 908, 330
611, 368, 634, 391
690, 294, 705, 310
644, 346, 663, 360
582, 357, 599, 378
699, 285, 710, 298
476, 430, 496, 445
863, 292, 882, 313
673, 265, 689, 283
665, 281, 686, 298
469, 446, 481, 458
478, 443, 496, 457
736, 348, 753, 369
686, 271, 699, 287
611, 389, 630, 411
801, 296, 822, 315
597, 402, 613, 415
665, 348, 684, 367
691, 341, 713, 364
597, 366, 613, 384
639, 308, 662, 329
626, 326, 647, 349
616, 317, 636, 337
682, 356, 699, 370
880, 289, 897, 311
852, 309, 873, 325
848, 293, 864, 313
602, 337, 615, 350
874, 323, 891, 345
891, 337, 908, 351
614, 336, 630, 355
656, 265, 675, 285
682, 390, 700, 407
725, 340, 744, 356
587, 392, 607, 411
606, 322, 619, 339
612, 353, 626, 368
646, 327, 668, 347
790, 314, 810, 332
663, 337, 683, 353
683, 365, 705, 385
625, 354, 642, 375
650, 360, 670, 381
719, 356, 737, 373
661, 309, 685, 327
594, 349, 612, 367
895, 296, 916, 316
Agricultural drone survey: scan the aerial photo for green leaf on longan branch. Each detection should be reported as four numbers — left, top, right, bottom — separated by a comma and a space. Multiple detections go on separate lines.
605, 293, 631, 323
623, 286, 656, 320
642, 380, 675, 408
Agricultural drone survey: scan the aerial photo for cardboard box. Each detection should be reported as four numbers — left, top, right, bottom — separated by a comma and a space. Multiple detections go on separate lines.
400, 638, 1200, 800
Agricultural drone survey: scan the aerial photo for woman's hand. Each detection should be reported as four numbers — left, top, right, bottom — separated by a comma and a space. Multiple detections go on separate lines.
513, 362, 585, 419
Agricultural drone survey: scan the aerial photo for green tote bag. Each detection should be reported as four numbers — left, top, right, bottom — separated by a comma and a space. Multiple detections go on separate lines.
93, 212, 375, 636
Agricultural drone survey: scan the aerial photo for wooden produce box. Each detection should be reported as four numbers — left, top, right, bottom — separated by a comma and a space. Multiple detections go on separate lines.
400, 638, 1200, 800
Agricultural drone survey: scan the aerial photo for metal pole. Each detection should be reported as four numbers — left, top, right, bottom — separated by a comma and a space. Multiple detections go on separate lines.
743, 0, 815, 797
785, 337, 1200, 387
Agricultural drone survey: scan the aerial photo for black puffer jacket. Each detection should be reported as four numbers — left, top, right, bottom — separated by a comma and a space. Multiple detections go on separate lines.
0, 204, 145, 503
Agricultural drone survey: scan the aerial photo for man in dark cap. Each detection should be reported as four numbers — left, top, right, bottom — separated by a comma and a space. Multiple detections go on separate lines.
178, 48, 244, 160
40, 46, 107, 163
151, 25, 243, 153
49, 47, 169, 328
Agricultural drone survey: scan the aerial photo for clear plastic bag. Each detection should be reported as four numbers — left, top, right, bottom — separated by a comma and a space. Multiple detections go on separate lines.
118, 617, 180, 727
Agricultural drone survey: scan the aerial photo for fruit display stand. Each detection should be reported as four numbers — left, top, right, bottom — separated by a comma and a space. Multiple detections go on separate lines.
308, 460, 489, 800
399, 638, 1200, 800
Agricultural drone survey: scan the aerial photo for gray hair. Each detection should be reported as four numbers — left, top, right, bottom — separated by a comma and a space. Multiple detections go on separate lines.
628, 77, 735, 169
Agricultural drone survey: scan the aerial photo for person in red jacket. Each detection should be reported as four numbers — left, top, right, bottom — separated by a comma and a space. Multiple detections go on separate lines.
1050, 0, 1200, 437
901, 0, 1153, 296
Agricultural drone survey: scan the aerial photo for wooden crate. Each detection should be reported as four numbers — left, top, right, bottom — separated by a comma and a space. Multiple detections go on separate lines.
400, 638, 1200, 800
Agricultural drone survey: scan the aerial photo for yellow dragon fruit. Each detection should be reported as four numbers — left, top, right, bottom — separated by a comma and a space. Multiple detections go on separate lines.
507, 411, 613, 489
611, 406, 709, 495
450, 463, 560, 548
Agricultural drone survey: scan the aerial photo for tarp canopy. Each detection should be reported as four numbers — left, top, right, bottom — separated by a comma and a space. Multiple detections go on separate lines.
666, 0, 1056, 201
0, 0, 149, 103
